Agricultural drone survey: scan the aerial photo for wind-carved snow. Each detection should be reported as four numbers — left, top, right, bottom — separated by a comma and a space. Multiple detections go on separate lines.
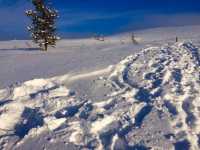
0, 41, 200, 150
0, 78, 73, 143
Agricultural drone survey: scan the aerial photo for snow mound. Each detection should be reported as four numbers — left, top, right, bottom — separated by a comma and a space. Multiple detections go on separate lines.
108, 41, 200, 149
0, 78, 73, 139
0, 41, 200, 150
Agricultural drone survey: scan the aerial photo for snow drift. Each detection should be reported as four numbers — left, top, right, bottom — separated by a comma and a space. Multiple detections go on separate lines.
108, 41, 200, 150
0, 41, 200, 150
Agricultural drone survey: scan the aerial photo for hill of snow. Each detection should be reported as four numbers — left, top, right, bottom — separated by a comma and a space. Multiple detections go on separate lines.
0, 25, 200, 89
0, 41, 200, 150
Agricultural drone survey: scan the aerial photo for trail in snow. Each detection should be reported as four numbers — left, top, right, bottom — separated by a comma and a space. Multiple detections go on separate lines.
0, 41, 200, 150
107, 41, 200, 150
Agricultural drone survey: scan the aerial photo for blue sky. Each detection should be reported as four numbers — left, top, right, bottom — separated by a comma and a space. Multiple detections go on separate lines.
0, 0, 200, 40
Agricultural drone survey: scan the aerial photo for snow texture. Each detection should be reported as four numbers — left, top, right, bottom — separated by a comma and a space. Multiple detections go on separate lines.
1, 40, 200, 150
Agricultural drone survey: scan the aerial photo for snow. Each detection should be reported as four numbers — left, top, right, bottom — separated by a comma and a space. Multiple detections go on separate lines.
13, 79, 56, 99
107, 41, 200, 149
0, 102, 24, 132
0, 25, 200, 89
68, 121, 84, 145
44, 117, 66, 131
1, 25, 200, 149
110, 134, 119, 150
91, 115, 116, 134
51, 65, 114, 84
0, 78, 72, 140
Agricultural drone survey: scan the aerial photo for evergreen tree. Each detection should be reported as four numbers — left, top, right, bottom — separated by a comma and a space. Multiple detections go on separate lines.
26, 0, 59, 51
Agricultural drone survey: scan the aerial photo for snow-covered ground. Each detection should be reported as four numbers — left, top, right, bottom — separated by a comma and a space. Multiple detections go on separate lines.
1, 25, 200, 150
0, 25, 200, 88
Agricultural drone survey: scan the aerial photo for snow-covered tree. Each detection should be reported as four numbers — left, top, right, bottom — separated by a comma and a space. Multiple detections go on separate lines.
26, 0, 59, 51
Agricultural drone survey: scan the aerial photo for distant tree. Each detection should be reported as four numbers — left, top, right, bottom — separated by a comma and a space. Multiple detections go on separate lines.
93, 34, 105, 41
100, 34, 105, 41
26, 0, 59, 51
176, 36, 178, 42
131, 33, 138, 44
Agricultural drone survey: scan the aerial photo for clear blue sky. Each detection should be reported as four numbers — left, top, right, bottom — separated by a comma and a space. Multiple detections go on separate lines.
0, 0, 200, 40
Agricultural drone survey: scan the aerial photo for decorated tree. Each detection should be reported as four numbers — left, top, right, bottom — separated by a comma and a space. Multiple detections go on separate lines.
26, 0, 59, 51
